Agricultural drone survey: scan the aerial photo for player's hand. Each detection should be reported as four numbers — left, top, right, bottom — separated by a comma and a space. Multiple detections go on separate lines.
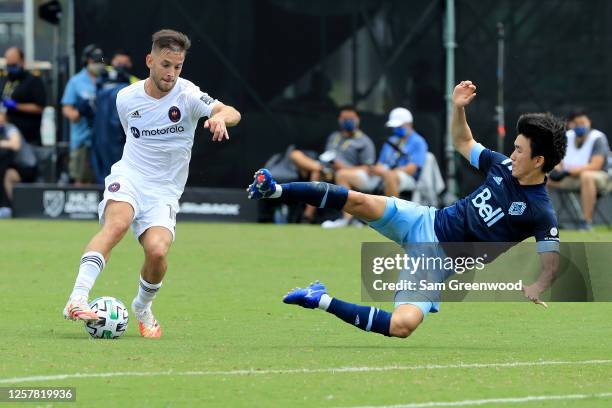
452, 80, 477, 107
205, 116, 229, 142
522, 282, 548, 309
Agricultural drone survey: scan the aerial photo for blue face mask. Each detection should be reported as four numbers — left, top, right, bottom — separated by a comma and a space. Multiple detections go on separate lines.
574, 126, 588, 137
393, 127, 407, 137
341, 119, 356, 132
6, 64, 24, 80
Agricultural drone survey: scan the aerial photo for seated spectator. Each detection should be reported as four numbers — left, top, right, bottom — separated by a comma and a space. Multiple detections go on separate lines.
1, 46, 46, 146
288, 106, 375, 225
0, 109, 37, 218
364, 107, 428, 197
548, 109, 610, 230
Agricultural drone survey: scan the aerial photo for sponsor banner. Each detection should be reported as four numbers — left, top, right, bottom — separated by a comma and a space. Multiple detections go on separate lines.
12, 184, 257, 222
361, 242, 612, 302
177, 187, 257, 222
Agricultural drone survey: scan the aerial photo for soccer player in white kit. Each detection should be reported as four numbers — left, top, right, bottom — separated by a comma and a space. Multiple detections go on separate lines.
63, 29, 241, 338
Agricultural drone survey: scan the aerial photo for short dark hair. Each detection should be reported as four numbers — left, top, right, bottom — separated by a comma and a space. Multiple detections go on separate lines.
567, 107, 589, 122
112, 48, 131, 58
338, 104, 358, 116
152, 29, 191, 53
516, 113, 567, 173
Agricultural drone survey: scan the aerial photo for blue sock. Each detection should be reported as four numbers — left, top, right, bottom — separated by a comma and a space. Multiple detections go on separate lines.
280, 182, 348, 210
326, 298, 391, 337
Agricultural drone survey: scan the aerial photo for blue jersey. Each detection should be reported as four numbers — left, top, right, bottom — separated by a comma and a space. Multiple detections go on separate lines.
434, 143, 560, 253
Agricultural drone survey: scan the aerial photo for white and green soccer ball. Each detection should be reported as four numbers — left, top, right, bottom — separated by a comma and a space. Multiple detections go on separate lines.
85, 296, 129, 339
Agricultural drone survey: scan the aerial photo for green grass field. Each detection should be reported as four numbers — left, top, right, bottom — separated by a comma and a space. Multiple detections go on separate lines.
1, 220, 611, 407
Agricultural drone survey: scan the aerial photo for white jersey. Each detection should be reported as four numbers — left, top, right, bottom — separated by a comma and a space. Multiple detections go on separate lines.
113, 77, 219, 199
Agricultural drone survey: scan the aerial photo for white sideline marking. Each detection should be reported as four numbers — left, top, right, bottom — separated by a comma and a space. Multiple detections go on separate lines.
0, 359, 610, 385
344, 392, 612, 408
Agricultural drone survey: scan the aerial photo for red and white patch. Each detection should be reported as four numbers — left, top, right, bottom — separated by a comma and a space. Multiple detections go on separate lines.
108, 182, 121, 193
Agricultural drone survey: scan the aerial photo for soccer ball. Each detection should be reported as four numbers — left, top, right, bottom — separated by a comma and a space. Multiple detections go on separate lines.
84, 296, 129, 339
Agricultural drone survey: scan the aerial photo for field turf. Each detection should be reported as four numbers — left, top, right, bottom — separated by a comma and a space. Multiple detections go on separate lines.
1, 220, 611, 407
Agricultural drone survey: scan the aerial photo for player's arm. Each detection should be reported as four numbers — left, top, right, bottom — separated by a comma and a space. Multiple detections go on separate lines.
451, 80, 478, 162
523, 251, 559, 307
205, 103, 241, 142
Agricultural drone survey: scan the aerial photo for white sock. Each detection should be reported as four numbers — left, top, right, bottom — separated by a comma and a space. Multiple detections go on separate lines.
270, 184, 282, 198
318, 294, 332, 311
70, 251, 105, 299
133, 277, 162, 310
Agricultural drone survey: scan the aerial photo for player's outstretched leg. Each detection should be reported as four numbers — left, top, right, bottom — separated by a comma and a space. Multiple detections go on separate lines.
247, 169, 386, 222
63, 201, 134, 322
283, 281, 423, 338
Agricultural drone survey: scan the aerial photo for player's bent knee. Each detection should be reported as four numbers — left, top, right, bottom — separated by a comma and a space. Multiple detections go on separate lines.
102, 219, 131, 240
145, 242, 170, 262
390, 305, 424, 338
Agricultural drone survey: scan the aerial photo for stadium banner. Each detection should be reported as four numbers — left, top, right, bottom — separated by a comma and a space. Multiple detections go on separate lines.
12, 184, 258, 222
361, 242, 612, 302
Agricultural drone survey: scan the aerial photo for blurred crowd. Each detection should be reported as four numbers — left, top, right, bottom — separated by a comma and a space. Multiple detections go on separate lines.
0, 44, 610, 226
0, 44, 137, 217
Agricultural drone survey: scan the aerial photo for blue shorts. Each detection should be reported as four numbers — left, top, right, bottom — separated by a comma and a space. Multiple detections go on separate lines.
368, 197, 443, 317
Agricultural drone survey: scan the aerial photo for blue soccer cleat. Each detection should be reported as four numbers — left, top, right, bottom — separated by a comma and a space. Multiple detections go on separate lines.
247, 168, 278, 200
283, 280, 327, 309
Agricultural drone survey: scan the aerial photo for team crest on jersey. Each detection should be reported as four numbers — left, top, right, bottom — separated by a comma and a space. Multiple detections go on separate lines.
168, 106, 181, 123
108, 182, 121, 193
493, 176, 503, 185
508, 201, 527, 215
130, 127, 140, 138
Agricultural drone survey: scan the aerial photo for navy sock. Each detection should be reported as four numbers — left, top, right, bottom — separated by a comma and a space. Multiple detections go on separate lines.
280, 182, 348, 210
326, 298, 391, 337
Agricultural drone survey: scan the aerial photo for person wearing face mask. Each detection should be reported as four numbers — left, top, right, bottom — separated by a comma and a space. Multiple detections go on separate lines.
548, 109, 610, 230
0, 47, 47, 146
363, 107, 428, 198
0, 109, 37, 218
287, 105, 375, 225
61, 44, 105, 185
98, 49, 139, 89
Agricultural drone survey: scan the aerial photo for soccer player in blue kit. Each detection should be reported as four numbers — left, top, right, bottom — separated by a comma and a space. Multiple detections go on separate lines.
248, 80, 567, 338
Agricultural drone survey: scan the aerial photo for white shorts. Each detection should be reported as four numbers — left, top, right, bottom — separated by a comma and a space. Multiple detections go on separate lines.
355, 169, 417, 193
98, 172, 179, 241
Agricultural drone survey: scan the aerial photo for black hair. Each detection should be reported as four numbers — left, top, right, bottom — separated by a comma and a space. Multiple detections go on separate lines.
567, 107, 589, 122
516, 113, 567, 173
338, 104, 358, 116
112, 49, 131, 59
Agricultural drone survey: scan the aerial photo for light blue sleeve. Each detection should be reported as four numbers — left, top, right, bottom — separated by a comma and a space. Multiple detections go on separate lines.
61, 78, 77, 105
536, 240, 560, 253
470, 142, 486, 169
